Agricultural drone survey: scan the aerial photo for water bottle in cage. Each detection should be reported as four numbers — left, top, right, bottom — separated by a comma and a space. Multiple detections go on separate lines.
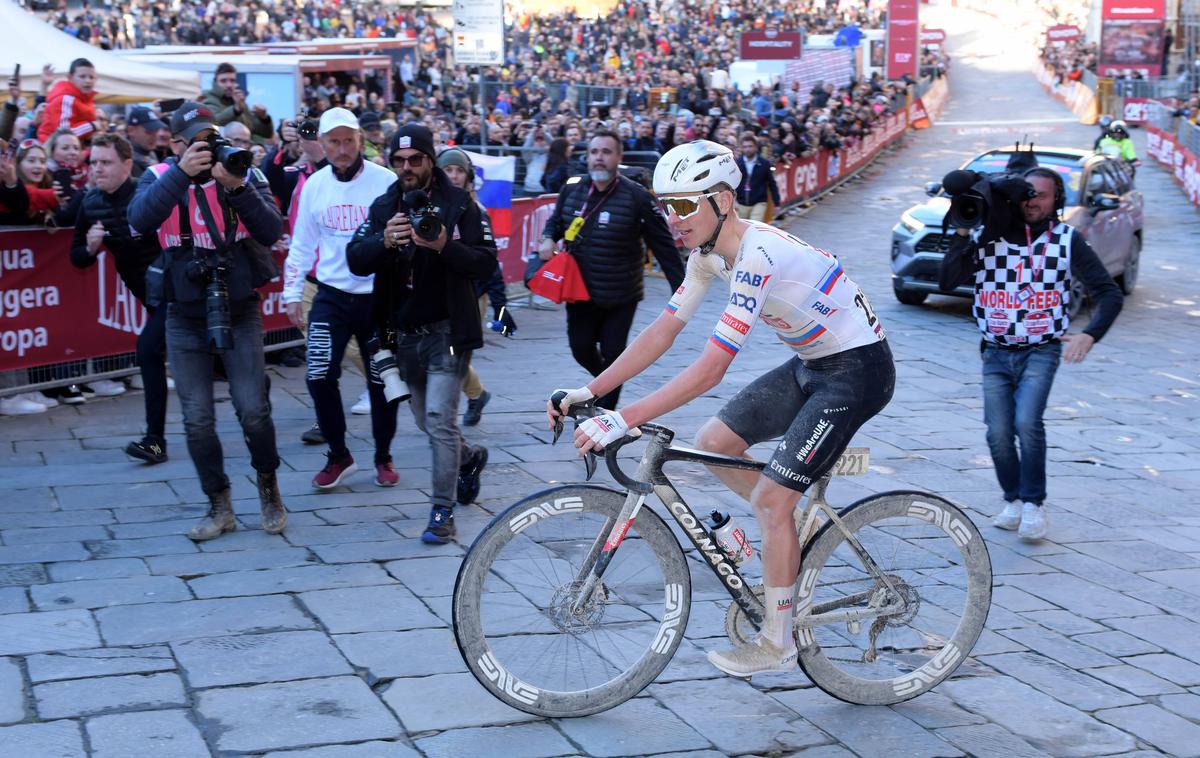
708, 510, 754, 565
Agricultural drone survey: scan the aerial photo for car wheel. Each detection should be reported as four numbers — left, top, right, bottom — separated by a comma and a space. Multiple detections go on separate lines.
892, 284, 927, 306
1067, 277, 1088, 321
1118, 236, 1140, 295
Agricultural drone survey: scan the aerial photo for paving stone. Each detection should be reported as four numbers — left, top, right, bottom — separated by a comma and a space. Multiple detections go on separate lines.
1109, 615, 1200, 662
772, 686, 960, 757
194, 528, 293, 552
0, 609, 100, 655
262, 742, 420, 758
939, 676, 1136, 757
1002, 573, 1161, 620
889, 691, 986, 729
311, 538, 463, 564
382, 556, 463, 596
172, 630, 352, 687
0, 488, 57, 513
998, 626, 1120, 670
313, 505, 406, 525
1073, 629, 1162, 657
34, 672, 186, 719
188, 563, 393, 598
1, 511, 114, 529
281, 523, 400, 546
0, 657, 25, 725
980, 652, 1141, 710
1159, 693, 1200, 722
195, 676, 402, 753
1124, 653, 1200, 687
0, 542, 89, 565
146, 547, 317, 576
651, 678, 827, 755
47, 558, 148, 582
333, 628, 463, 680
1019, 609, 1105, 636
55, 482, 178, 510
26, 646, 175, 683
86, 709, 210, 758
936, 723, 1053, 758
86, 535, 198, 559
0, 587, 28, 615
0, 564, 47, 587
298, 585, 443, 633
96, 595, 314, 645
0, 720, 85, 757
414, 722, 577, 758
380, 672, 539, 732
554, 696, 714, 757
30, 575, 191, 610
2, 525, 109, 545
1070, 539, 1200, 573
1084, 663, 1186, 696
1094, 703, 1200, 757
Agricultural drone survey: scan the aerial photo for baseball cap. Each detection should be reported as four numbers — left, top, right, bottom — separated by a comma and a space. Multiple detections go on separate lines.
319, 107, 360, 135
388, 123, 436, 161
358, 111, 382, 131
169, 101, 216, 142
128, 106, 166, 132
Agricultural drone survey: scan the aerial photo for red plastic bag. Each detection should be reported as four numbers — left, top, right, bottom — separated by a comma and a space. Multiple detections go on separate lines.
527, 252, 590, 303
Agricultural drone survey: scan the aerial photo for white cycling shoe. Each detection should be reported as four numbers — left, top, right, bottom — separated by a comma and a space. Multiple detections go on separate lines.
707, 636, 798, 678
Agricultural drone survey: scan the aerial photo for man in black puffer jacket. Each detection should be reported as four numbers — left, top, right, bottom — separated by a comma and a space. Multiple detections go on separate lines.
70, 134, 167, 464
538, 130, 684, 409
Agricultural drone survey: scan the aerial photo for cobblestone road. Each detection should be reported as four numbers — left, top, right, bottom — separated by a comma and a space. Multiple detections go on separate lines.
1, 8, 1199, 757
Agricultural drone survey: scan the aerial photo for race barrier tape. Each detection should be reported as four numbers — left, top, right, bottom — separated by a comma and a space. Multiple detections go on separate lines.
1033, 64, 1099, 124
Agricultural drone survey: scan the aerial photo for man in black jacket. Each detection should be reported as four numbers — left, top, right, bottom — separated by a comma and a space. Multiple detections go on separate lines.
735, 135, 781, 221
939, 166, 1122, 542
538, 130, 685, 409
70, 134, 167, 463
346, 124, 498, 545
125, 106, 167, 179
129, 102, 287, 542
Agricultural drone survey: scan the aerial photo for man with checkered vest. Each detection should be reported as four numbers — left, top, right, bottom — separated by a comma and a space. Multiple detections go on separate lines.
940, 159, 1122, 542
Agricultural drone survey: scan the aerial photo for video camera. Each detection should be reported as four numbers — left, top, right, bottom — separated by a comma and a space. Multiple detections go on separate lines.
941, 142, 1040, 241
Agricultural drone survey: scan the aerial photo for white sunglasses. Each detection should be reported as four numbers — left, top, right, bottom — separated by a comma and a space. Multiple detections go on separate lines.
657, 192, 721, 220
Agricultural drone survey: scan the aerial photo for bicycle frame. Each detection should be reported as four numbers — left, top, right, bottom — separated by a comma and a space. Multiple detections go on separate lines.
567, 422, 906, 635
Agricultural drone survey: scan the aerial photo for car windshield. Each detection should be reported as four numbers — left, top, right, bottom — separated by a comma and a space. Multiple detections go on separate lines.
963, 153, 1082, 207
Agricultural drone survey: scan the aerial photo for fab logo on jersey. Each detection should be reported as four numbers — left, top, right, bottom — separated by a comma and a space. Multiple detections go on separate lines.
734, 271, 771, 288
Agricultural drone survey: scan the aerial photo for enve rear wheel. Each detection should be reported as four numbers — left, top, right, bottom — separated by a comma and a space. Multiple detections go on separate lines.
452, 485, 691, 718
796, 491, 991, 705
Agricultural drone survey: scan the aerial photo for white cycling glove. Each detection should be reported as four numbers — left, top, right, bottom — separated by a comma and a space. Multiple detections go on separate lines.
577, 411, 640, 448
552, 386, 595, 414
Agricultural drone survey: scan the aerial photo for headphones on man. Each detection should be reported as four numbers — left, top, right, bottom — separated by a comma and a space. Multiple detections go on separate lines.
1023, 167, 1065, 213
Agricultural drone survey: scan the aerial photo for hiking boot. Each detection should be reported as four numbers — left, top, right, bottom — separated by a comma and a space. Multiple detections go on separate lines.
257, 471, 287, 534
313, 451, 357, 490
992, 500, 1022, 531
375, 461, 399, 487
706, 636, 798, 678
187, 490, 236, 541
1019, 502, 1048, 542
457, 445, 488, 505
421, 505, 456, 544
300, 423, 325, 445
125, 436, 168, 464
463, 389, 491, 426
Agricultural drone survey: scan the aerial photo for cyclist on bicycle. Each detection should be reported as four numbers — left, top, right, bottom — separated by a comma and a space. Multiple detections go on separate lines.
547, 140, 895, 677
1097, 120, 1139, 173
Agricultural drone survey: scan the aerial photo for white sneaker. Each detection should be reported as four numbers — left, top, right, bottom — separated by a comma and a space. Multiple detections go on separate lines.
707, 636, 798, 677
992, 500, 1022, 531
86, 380, 127, 397
127, 374, 145, 390
350, 391, 371, 415
1019, 502, 1048, 542
0, 396, 47, 416
167, 377, 176, 390
19, 392, 57, 408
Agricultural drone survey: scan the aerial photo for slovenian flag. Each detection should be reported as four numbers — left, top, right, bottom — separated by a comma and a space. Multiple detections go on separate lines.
463, 151, 515, 237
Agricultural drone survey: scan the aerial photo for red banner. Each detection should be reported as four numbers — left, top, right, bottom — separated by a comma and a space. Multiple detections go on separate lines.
1145, 123, 1200, 206
1100, 0, 1165, 76
493, 195, 557, 285
0, 230, 291, 372
1122, 97, 1152, 123
739, 30, 803, 60
1102, 0, 1165, 19
920, 28, 947, 45
1045, 24, 1082, 43
771, 111, 909, 206
887, 0, 920, 80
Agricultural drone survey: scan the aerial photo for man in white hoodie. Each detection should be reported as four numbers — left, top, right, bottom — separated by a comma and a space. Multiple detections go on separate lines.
283, 108, 399, 490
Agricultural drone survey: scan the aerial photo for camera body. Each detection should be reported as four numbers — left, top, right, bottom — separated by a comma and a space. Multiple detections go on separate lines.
403, 189, 443, 242
186, 252, 234, 351
942, 169, 1036, 242
201, 133, 254, 177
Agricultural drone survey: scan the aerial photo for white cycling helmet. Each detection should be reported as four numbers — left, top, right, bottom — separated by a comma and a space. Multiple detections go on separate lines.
653, 140, 743, 196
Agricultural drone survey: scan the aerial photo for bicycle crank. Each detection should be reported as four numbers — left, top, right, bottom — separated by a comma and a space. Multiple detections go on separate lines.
862, 576, 921, 663
723, 585, 806, 650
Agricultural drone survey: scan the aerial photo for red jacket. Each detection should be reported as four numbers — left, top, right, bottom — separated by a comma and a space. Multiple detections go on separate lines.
38, 79, 96, 143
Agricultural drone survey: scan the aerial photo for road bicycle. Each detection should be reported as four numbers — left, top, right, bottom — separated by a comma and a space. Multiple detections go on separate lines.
452, 401, 993, 718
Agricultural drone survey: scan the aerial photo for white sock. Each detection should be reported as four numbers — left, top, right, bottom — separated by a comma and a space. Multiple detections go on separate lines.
762, 585, 796, 650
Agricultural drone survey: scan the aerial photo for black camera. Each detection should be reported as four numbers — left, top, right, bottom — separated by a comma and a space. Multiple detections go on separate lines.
942, 169, 1036, 240
202, 133, 254, 177
186, 254, 233, 351
403, 189, 442, 242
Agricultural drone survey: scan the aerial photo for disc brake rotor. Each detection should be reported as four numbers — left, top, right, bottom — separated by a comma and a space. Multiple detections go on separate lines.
547, 581, 607, 634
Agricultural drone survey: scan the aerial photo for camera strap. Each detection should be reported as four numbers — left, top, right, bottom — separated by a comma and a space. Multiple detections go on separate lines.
1022, 224, 1047, 281
177, 196, 193, 248
193, 185, 238, 254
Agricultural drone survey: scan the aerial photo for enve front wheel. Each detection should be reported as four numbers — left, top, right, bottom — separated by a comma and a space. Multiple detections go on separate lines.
452, 485, 691, 718
797, 491, 992, 705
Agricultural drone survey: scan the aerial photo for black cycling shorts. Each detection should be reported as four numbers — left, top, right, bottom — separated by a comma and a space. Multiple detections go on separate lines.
717, 340, 895, 493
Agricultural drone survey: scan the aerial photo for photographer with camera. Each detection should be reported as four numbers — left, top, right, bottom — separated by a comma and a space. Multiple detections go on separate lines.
284, 108, 399, 490
129, 102, 287, 542
938, 154, 1122, 542
347, 124, 498, 545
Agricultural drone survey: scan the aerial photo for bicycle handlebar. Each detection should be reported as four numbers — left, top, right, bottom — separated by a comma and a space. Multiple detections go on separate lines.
549, 392, 654, 494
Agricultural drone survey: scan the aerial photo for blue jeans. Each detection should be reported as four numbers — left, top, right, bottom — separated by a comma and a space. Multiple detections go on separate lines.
395, 325, 471, 508
981, 341, 1062, 505
166, 305, 280, 496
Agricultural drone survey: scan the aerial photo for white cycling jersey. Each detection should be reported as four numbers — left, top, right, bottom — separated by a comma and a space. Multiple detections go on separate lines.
664, 221, 885, 360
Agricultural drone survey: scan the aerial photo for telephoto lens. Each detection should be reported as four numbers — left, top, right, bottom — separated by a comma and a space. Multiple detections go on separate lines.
368, 339, 411, 403
205, 272, 233, 352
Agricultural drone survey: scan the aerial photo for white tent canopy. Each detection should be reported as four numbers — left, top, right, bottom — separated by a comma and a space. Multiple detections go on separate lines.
0, 0, 199, 103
